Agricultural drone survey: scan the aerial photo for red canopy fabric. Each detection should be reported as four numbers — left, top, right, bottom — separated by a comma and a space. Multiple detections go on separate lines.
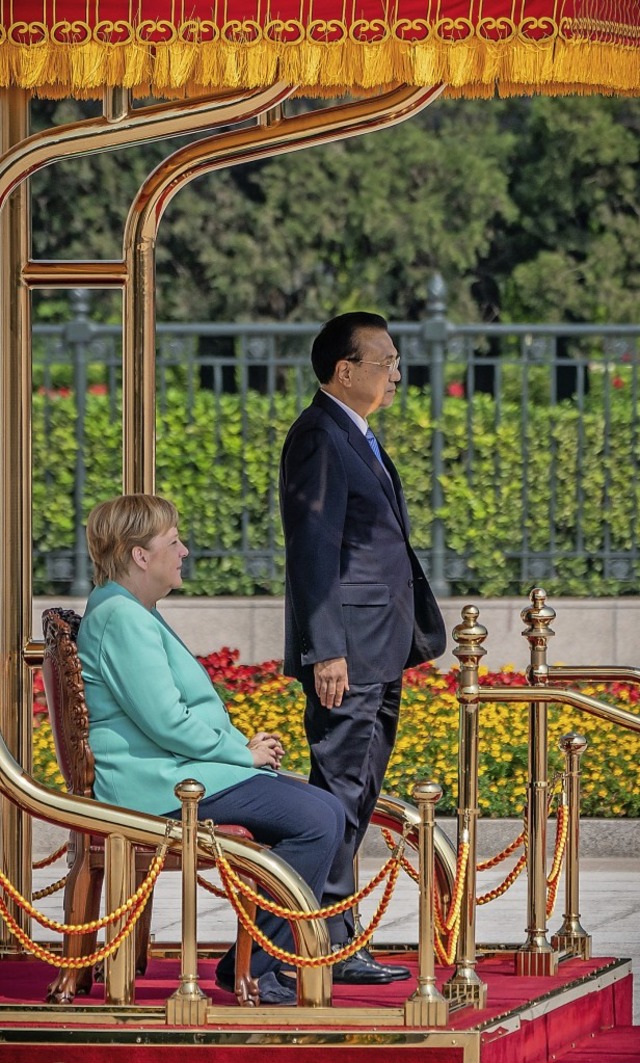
1, 0, 639, 98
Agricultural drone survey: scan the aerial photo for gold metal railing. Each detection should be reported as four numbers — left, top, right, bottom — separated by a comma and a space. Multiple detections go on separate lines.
0, 81, 446, 926
445, 588, 640, 1007
0, 726, 332, 1007
5, 587, 639, 1023
1, 716, 459, 1022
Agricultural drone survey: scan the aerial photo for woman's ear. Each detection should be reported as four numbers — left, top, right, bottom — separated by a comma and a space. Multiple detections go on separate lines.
131, 545, 147, 571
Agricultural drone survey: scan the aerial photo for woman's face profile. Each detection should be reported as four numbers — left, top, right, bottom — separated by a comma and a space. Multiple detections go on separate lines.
139, 525, 189, 598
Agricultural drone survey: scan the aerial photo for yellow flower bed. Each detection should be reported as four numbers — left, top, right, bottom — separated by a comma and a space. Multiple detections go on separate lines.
32, 716, 65, 792
32, 661, 640, 818
225, 665, 640, 818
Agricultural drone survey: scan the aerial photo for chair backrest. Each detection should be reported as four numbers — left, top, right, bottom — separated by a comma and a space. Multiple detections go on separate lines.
41, 607, 94, 799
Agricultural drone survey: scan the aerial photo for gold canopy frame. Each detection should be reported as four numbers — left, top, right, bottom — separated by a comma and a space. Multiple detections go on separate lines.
0, 79, 447, 944
1, 0, 640, 975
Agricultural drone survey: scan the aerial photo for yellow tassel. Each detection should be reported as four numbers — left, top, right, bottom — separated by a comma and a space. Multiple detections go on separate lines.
1, 24, 639, 99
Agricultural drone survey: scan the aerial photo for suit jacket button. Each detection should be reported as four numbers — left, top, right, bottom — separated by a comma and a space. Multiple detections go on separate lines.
408, 579, 414, 587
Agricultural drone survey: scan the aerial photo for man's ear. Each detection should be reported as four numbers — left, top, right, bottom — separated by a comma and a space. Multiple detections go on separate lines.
334, 359, 353, 388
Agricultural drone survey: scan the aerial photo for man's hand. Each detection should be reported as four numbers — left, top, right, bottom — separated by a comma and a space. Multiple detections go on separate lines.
314, 657, 349, 709
247, 732, 285, 769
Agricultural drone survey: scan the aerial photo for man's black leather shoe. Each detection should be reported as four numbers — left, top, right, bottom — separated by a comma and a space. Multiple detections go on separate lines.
332, 946, 411, 985
354, 945, 411, 981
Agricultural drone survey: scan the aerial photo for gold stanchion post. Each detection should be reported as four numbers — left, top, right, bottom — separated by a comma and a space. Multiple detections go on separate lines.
443, 605, 487, 1008
552, 733, 592, 959
404, 781, 449, 1027
104, 834, 136, 1005
166, 779, 211, 1025
517, 588, 559, 976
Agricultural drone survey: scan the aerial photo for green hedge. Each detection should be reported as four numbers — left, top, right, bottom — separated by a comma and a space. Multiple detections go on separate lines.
32, 381, 640, 597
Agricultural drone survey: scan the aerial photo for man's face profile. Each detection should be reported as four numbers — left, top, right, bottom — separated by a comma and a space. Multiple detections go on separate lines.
344, 328, 401, 416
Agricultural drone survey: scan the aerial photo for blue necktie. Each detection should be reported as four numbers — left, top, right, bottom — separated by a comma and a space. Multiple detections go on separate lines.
365, 427, 383, 463
366, 428, 392, 482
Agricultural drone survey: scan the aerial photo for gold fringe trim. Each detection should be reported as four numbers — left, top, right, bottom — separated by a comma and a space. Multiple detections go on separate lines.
0, 23, 639, 99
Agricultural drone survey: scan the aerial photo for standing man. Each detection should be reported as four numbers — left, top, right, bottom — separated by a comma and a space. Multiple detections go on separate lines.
279, 312, 446, 985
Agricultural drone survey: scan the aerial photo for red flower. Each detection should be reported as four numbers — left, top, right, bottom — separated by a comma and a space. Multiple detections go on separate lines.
88, 384, 108, 395
197, 647, 283, 694
32, 669, 49, 717
36, 386, 72, 399
447, 381, 465, 399
612, 376, 625, 389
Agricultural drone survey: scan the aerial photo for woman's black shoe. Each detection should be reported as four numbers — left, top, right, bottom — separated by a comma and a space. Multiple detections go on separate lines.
216, 969, 296, 1005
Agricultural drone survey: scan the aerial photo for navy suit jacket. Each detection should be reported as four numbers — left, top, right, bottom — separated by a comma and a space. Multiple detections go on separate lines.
279, 390, 445, 685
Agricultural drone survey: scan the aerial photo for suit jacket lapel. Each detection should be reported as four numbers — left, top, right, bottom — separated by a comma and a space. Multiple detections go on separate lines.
313, 391, 408, 533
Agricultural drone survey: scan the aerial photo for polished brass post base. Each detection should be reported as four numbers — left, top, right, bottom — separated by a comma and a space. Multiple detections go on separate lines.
442, 965, 487, 1009
515, 939, 559, 977
552, 921, 592, 960
166, 978, 210, 1025
404, 986, 449, 1027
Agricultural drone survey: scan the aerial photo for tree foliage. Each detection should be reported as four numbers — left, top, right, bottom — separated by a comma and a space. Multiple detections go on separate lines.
32, 380, 640, 599
31, 94, 640, 325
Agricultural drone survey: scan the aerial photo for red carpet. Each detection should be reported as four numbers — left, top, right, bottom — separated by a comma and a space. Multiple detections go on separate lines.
0, 952, 635, 1063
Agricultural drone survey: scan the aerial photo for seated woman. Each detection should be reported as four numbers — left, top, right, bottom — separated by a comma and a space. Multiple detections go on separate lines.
77, 493, 348, 1005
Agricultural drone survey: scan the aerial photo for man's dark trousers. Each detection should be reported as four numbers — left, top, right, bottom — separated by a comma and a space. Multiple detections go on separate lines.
302, 673, 403, 942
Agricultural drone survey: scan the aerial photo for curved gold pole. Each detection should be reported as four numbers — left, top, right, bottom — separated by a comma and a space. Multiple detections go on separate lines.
0, 82, 296, 943
549, 665, 640, 686
0, 86, 295, 217
278, 772, 458, 903
121, 83, 446, 491
475, 683, 640, 731
0, 727, 331, 1004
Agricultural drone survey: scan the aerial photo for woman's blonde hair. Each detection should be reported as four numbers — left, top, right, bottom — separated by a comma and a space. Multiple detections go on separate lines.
86, 494, 179, 586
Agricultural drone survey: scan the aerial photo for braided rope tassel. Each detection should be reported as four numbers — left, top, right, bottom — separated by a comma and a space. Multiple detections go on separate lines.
210, 836, 401, 969
204, 812, 408, 922
476, 829, 525, 872
476, 850, 527, 905
0, 888, 150, 969
546, 802, 569, 918
32, 842, 68, 870
33, 874, 69, 901
0, 844, 167, 934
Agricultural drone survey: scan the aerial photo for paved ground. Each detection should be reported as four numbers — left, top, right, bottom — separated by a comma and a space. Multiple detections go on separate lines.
30, 828, 639, 1023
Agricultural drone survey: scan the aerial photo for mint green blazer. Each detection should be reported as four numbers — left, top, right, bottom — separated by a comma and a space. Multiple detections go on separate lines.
77, 581, 270, 815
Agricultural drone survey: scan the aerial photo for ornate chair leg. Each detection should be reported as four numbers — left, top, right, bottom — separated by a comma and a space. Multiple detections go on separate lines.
47, 834, 104, 1004
234, 882, 259, 1007
134, 874, 154, 976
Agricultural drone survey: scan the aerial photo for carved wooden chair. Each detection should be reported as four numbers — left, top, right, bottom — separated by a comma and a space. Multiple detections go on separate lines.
41, 607, 257, 1006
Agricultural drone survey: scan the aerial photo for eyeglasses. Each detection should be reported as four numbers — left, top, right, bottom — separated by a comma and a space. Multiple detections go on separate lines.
349, 356, 400, 373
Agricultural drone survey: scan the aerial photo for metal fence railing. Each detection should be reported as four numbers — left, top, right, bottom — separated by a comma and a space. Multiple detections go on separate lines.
32, 281, 640, 598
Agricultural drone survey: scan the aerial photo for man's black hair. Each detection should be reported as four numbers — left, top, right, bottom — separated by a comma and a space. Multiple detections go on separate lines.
311, 312, 388, 384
